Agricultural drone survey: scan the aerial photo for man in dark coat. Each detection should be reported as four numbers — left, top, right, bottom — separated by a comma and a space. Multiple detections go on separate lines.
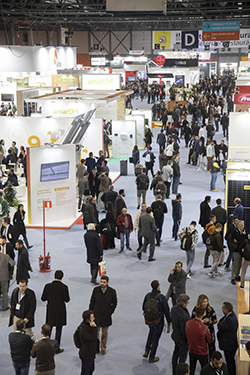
101, 185, 117, 210
83, 197, 99, 229
217, 302, 238, 375
137, 207, 158, 261
156, 129, 166, 152
84, 223, 103, 284
1, 216, 18, 247
74, 309, 97, 375
166, 262, 187, 306
114, 189, 127, 218
199, 196, 211, 228
16, 240, 32, 284
89, 275, 117, 355
41, 270, 70, 354
171, 294, 190, 375
9, 279, 36, 338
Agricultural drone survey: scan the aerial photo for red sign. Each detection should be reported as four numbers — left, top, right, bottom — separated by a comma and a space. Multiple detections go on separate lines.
155, 55, 166, 66
44, 201, 52, 208
234, 94, 250, 105
202, 30, 240, 41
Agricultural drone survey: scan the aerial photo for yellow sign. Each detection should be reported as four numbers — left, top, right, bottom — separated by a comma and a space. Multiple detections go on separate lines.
153, 31, 171, 49
244, 186, 250, 190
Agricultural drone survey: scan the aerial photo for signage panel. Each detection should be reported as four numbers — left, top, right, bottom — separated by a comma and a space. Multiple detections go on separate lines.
234, 94, 250, 105
202, 30, 240, 41
202, 21, 241, 32
181, 31, 199, 49
81, 74, 121, 90
162, 58, 199, 68
153, 31, 171, 50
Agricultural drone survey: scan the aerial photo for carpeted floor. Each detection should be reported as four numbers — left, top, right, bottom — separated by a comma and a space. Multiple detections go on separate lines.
0, 99, 238, 375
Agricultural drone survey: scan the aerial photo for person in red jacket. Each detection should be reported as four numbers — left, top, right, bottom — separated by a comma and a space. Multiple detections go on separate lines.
116, 208, 133, 253
185, 307, 211, 375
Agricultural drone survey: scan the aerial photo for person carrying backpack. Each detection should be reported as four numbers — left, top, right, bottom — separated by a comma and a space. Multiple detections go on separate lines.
142, 280, 171, 364
202, 215, 216, 268
142, 147, 156, 178
178, 221, 199, 279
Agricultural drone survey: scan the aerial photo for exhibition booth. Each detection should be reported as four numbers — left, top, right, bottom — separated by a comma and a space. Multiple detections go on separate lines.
125, 114, 145, 150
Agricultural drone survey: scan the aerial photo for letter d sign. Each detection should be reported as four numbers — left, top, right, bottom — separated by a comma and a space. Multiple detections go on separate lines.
181, 31, 198, 49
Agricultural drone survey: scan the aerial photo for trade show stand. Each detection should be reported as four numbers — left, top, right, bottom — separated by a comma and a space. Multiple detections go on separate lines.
237, 282, 250, 375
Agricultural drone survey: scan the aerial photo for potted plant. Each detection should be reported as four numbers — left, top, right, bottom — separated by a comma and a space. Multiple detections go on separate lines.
3, 182, 20, 218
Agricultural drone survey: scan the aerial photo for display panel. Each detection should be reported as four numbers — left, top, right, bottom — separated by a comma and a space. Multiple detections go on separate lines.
40, 161, 69, 182
1, 94, 14, 102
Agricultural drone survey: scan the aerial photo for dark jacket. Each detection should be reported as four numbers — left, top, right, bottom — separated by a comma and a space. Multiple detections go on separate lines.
84, 230, 103, 264
132, 150, 140, 165
41, 280, 70, 327
171, 304, 191, 344
101, 190, 118, 208
136, 173, 149, 190
75, 321, 97, 360
201, 362, 228, 375
172, 199, 182, 221
9, 287, 36, 328
225, 223, 238, 252
217, 311, 238, 352
166, 269, 187, 301
231, 228, 248, 253
89, 285, 118, 327
210, 159, 220, 174
83, 202, 99, 226
211, 205, 227, 225
142, 289, 171, 324
114, 195, 127, 217
139, 213, 157, 238
13, 210, 26, 236
157, 132, 166, 146
173, 161, 181, 177
31, 338, 58, 372
233, 204, 244, 220
16, 246, 32, 284
210, 231, 224, 252
1, 224, 18, 246
9, 331, 33, 363
239, 239, 250, 261
85, 156, 96, 174
151, 200, 168, 219
199, 200, 211, 228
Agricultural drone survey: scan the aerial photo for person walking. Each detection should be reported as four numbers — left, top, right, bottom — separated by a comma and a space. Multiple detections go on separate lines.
114, 189, 127, 218
151, 194, 168, 246
13, 204, 33, 249
142, 280, 171, 363
156, 129, 166, 152
99, 202, 116, 250
199, 196, 211, 229
89, 275, 117, 355
142, 147, 155, 178
224, 215, 238, 272
208, 223, 225, 278
136, 167, 149, 209
97, 172, 111, 212
9, 279, 36, 337
171, 294, 190, 375
162, 160, 173, 199
172, 155, 181, 195
78, 171, 90, 211
178, 221, 198, 278
15, 240, 33, 284
116, 208, 133, 253
0, 251, 15, 310
134, 203, 153, 251
186, 307, 211, 375
84, 223, 103, 284
137, 207, 158, 261
41, 270, 70, 354
31, 324, 58, 375
217, 302, 238, 375
101, 185, 117, 211
172, 194, 182, 241
9, 319, 34, 375
210, 156, 220, 192
73, 309, 97, 375
191, 294, 217, 359
166, 262, 187, 306
132, 145, 140, 171
1, 216, 18, 248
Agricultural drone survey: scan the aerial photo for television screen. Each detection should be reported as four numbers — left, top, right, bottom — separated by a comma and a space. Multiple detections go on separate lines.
40, 161, 69, 182
128, 76, 136, 81
1, 94, 14, 102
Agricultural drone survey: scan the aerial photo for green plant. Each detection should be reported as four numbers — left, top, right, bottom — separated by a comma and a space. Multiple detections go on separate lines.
3, 182, 20, 208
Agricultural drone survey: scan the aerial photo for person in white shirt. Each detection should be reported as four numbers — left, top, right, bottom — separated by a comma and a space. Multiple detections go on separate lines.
162, 160, 173, 199
206, 141, 215, 171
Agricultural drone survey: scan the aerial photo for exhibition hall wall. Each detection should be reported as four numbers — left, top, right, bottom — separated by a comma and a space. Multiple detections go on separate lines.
0, 117, 103, 156
27, 145, 76, 226
228, 112, 250, 161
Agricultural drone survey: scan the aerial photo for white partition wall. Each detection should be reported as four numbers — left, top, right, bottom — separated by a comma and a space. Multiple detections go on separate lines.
125, 114, 145, 150
229, 112, 250, 161
27, 145, 76, 226
112, 120, 136, 158
132, 109, 152, 129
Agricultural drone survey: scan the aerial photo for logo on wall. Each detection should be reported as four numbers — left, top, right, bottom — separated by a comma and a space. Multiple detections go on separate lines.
53, 108, 78, 115
155, 55, 166, 66
234, 94, 250, 104
181, 31, 199, 49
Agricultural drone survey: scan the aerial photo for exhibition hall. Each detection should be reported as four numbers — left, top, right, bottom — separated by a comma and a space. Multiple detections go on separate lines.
0, 1, 250, 375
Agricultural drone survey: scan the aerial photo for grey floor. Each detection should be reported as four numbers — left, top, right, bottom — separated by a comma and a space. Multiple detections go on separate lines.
0, 99, 237, 375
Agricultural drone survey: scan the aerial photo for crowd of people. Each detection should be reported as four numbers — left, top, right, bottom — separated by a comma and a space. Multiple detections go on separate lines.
0, 102, 17, 117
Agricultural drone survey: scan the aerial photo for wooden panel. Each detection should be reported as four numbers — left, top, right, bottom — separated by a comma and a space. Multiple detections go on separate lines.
237, 282, 250, 374
77, 54, 91, 66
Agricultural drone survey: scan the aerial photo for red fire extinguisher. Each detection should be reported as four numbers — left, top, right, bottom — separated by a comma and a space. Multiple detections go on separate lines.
39, 255, 44, 272
44, 252, 51, 270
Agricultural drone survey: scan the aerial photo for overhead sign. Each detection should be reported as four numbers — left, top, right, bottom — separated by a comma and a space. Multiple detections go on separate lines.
202, 21, 241, 32
161, 58, 199, 68
237, 72, 250, 80
154, 55, 166, 66
234, 94, 250, 105
202, 31, 240, 41
153, 31, 171, 50
181, 31, 199, 49
81, 74, 121, 90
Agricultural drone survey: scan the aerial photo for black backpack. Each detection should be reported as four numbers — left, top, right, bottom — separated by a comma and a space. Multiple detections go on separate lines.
73, 326, 81, 348
180, 228, 196, 251
143, 293, 161, 325
202, 223, 214, 244
153, 202, 164, 219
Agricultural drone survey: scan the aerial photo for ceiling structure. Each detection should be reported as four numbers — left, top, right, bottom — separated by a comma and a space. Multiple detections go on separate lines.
1, 0, 250, 32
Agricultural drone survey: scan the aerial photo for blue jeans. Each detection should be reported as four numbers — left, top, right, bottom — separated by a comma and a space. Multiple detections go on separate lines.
186, 250, 195, 273
120, 228, 130, 250
172, 176, 180, 194
145, 320, 164, 360
172, 219, 180, 240
13, 361, 30, 375
210, 173, 217, 190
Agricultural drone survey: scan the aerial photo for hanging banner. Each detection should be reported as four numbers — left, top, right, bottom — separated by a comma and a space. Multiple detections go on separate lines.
181, 31, 199, 49
153, 31, 171, 50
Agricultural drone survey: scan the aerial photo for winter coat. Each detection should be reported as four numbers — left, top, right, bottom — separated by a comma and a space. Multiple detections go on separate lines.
172, 199, 182, 221
89, 285, 117, 327
84, 230, 103, 264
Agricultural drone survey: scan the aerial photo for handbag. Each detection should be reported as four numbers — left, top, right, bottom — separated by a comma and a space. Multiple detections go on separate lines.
98, 260, 107, 277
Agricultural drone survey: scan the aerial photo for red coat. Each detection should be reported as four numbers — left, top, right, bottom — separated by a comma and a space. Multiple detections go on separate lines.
185, 318, 211, 356
116, 214, 133, 233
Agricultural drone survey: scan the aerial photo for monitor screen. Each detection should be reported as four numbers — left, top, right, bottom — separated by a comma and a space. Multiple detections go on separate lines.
40, 161, 69, 182
128, 76, 136, 81
1, 94, 14, 102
